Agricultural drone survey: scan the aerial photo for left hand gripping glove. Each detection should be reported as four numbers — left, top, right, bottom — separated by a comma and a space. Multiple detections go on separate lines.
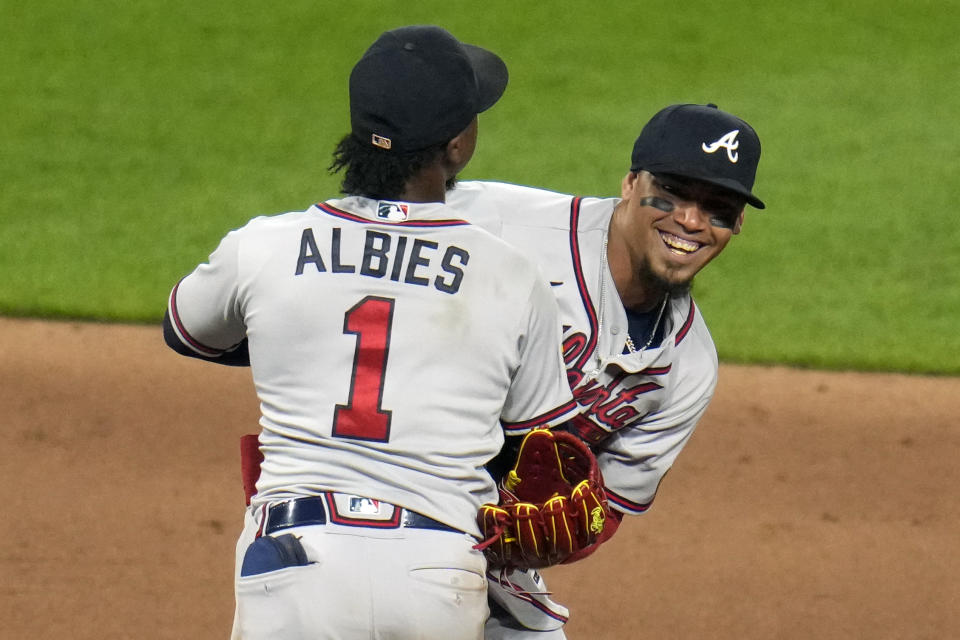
475, 428, 608, 570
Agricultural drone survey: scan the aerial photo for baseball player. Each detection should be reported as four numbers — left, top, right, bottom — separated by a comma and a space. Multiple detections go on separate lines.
162, 26, 579, 639
446, 103, 765, 638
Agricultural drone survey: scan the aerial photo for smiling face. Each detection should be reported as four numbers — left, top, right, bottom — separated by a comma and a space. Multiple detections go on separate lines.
608, 170, 746, 309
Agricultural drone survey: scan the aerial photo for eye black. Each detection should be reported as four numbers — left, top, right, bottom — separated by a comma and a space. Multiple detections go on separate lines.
659, 182, 684, 197
709, 212, 738, 230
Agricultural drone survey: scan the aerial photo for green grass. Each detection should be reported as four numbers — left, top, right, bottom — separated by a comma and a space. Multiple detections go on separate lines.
2, 0, 959, 373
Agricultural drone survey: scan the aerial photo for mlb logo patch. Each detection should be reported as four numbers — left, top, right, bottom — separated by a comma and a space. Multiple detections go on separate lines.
349, 496, 381, 515
377, 201, 409, 221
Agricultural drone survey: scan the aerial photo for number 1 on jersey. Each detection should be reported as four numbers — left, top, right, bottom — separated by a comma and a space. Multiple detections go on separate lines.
333, 296, 394, 441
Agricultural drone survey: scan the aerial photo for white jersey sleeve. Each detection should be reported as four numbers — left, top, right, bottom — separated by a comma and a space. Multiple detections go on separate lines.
500, 270, 578, 430
166, 228, 247, 356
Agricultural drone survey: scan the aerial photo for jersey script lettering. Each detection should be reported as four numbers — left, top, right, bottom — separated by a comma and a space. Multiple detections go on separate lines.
563, 330, 664, 431
294, 228, 470, 294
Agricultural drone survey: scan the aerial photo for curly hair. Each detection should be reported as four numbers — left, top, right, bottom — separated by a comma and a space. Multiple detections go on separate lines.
328, 134, 452, 200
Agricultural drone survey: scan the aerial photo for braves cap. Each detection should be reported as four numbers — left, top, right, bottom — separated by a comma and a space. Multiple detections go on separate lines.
630, 103, 765, 209
349, 25, 508, 153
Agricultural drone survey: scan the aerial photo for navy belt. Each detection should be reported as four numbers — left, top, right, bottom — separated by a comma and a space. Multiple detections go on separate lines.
262, 494, 460, 536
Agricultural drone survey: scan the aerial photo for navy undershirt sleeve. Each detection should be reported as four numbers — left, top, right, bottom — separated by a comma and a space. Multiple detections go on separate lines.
162, 310, 251, 367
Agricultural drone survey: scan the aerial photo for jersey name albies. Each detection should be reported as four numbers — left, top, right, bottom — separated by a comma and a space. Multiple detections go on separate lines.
294, 223, 470, 294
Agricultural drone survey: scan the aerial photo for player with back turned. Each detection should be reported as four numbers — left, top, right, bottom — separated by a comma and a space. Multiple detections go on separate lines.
447, 103, 766, 638
162, 25, 580, 639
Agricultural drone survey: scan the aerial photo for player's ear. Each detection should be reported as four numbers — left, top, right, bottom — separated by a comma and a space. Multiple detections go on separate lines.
621, 171, 639, 198
445, 134, 465, 164
732, 211, 745, 235
445, 117, 479, 171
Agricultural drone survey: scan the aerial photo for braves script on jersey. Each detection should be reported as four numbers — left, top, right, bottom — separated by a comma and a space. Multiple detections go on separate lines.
167, 195, 578, 536
448, 182, 719, 515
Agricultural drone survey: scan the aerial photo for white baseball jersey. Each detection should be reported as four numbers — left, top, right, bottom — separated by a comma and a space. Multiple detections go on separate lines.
448, 181, 719, 515
167, 195, 577, 536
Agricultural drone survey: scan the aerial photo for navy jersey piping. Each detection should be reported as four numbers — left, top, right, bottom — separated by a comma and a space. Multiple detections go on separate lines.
567, 196, 600, 372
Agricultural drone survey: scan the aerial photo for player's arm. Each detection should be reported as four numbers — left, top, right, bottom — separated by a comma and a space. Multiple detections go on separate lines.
593, 359, 716, 515
598, 412, 704, 514
163, 229, 249, 364
560, 378, 712, 517
498, 271, 578, 429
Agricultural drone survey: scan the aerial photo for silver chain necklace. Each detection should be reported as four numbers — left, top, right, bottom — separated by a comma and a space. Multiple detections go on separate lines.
623, 293, 668, 353
598, 233, 669, 356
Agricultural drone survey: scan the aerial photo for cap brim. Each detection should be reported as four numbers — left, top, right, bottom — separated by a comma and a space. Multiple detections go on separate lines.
651, 169, 766, 210
462, 44, 508, 113
700, 176, 765, 210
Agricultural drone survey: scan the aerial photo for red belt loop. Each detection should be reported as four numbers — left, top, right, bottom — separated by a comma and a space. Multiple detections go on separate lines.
254, 504, 267, 539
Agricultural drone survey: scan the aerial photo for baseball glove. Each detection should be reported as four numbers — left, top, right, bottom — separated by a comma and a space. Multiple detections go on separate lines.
475, 428, 608, 570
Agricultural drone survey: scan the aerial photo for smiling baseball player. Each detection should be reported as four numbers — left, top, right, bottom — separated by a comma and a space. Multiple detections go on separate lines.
447, 103, 765, 637
163, 25, 581, 639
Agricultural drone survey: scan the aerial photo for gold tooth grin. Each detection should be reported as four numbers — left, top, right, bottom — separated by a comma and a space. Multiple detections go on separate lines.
660, 232, 700, 253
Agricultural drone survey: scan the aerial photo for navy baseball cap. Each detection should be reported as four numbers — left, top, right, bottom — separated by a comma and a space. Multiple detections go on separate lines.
630, 103, 765, 209
349, 25, 508, 153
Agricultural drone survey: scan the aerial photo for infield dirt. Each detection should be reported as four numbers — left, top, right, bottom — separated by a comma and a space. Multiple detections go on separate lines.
3, 317, 958, 639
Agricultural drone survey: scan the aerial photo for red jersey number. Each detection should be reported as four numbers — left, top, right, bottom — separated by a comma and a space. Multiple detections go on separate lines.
332, 296, 394, 442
